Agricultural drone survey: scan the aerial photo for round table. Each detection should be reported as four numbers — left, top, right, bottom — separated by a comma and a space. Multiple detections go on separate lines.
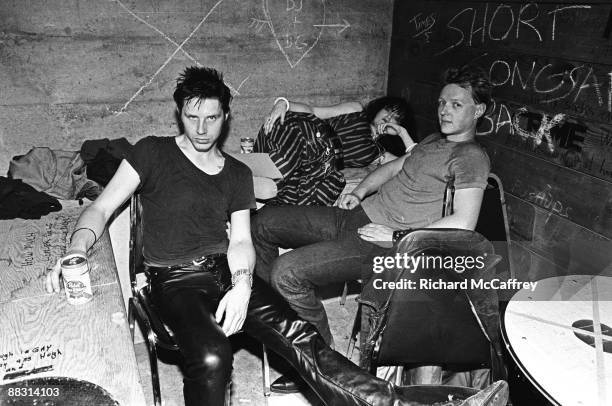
503, 275, 612, 406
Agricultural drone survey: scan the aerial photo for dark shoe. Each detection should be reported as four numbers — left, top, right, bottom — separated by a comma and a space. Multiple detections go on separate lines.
460, 381, 509, 406
270, 372, 304, 394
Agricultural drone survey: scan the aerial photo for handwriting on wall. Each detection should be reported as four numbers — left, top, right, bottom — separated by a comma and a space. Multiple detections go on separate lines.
510, 179, 573, 228
479, 98, 612, 179
409, 12, 436, 42
1, 344, 62, 378
405, 2, 611, 120
432, 3, 591, 56
489, 59, 612, 114
254, 0, 351, 69
478, 101, 565, 151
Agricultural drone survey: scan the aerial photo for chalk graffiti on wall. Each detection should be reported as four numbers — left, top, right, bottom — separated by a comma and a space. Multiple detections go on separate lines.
480, 98, 612, 177
478, 102, 565, 152
528, 184, 572, 219
252, 0, 351, 69
513, 107, 565, 153
489, 59, 612, 113
511, 179, 572, 219
433, 3, 591, 56
110, 0, 251, 115
408, 12, 436, 42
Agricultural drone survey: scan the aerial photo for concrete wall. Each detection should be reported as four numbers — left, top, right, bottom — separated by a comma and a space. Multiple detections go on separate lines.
0, 0, 394, 174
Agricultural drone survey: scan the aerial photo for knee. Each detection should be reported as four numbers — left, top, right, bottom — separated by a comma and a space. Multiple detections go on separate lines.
183, 339, 233, 381
270, 258, 308, 295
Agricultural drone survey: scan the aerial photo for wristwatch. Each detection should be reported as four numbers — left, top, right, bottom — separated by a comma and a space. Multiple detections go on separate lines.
392, 229, 413, 244
232, 268, 253, 287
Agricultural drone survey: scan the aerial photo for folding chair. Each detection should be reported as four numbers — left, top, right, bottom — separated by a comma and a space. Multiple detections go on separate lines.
346, 174, 511, 383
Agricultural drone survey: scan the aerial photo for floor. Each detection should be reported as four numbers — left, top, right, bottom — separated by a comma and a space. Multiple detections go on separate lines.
108, 207, 362, 406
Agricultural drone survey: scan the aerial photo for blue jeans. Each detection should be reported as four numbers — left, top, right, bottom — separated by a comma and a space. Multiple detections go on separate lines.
252, 205, 386, 345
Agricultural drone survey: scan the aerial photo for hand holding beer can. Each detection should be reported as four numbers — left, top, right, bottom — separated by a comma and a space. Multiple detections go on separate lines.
61, 253, 93, 305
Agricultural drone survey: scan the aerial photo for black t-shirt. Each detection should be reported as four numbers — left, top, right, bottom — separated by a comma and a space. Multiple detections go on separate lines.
126, 136, 256, 265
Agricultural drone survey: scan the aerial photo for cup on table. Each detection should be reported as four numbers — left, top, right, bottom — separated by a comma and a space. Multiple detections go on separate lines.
240, 137, 255, 153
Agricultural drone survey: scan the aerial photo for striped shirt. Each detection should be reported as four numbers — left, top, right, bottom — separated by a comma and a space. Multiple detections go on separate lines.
254, 111, 380, 206
325, 111, 379, 167
254, 111, 345, 206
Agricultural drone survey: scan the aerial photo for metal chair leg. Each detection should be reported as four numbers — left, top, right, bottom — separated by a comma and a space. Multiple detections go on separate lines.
225, 381, 232, 406
127, 299, 136, 342
394, 365, 404, 386
143, 332, 162, 406
339, 281, 348, 305
346, 303, 361, 358
261, 344, 271, 397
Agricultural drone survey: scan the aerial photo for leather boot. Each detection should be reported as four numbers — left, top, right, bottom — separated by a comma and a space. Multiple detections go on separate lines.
244, 278, 508, 406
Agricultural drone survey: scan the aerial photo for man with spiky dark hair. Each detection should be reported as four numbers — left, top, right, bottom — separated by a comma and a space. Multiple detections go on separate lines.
48, 66, 256, 405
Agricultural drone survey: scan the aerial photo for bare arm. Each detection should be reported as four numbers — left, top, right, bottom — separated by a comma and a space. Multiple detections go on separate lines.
263, 99, 363, 134
226, 209, 255, 276
337, 154, 407, 210
46, 160, 140, 292
215, 209, 254, 336
425, 188, 484, 230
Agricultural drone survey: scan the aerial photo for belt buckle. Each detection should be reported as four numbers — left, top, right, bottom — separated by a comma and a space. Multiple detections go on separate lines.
193, 256, 216, 270
192, 256, 208, 266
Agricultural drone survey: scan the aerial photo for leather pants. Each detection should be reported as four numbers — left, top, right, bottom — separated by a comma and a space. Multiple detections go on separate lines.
149, 260, 233, 406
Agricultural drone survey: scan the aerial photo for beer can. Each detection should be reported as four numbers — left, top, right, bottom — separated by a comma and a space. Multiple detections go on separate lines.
61, 253, 93, 305
240, 137, 255, 153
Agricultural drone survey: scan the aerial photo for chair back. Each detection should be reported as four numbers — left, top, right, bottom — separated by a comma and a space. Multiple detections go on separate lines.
128, 194, 178, 350
475, 174, 512, 280
443, 174, 512, 279
370, 230, 496, 369
129, 194, 145, 297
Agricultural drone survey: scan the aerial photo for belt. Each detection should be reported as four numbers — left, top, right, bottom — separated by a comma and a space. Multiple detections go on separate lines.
145, 253, 227, 273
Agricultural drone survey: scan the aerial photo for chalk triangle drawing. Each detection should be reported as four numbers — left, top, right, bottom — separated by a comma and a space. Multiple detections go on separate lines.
264, 0, 326, 69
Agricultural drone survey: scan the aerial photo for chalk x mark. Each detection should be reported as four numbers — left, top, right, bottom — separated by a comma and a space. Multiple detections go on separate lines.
236, 75, 251, 93
112, 0, 200, 65
112, 0, 244, 115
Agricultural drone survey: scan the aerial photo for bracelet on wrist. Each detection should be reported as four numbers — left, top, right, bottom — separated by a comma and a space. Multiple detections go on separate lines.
273, 97, 290, 112
70, 227, 97, 246
232, 268, 253, 288
392, 229, 413, 244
